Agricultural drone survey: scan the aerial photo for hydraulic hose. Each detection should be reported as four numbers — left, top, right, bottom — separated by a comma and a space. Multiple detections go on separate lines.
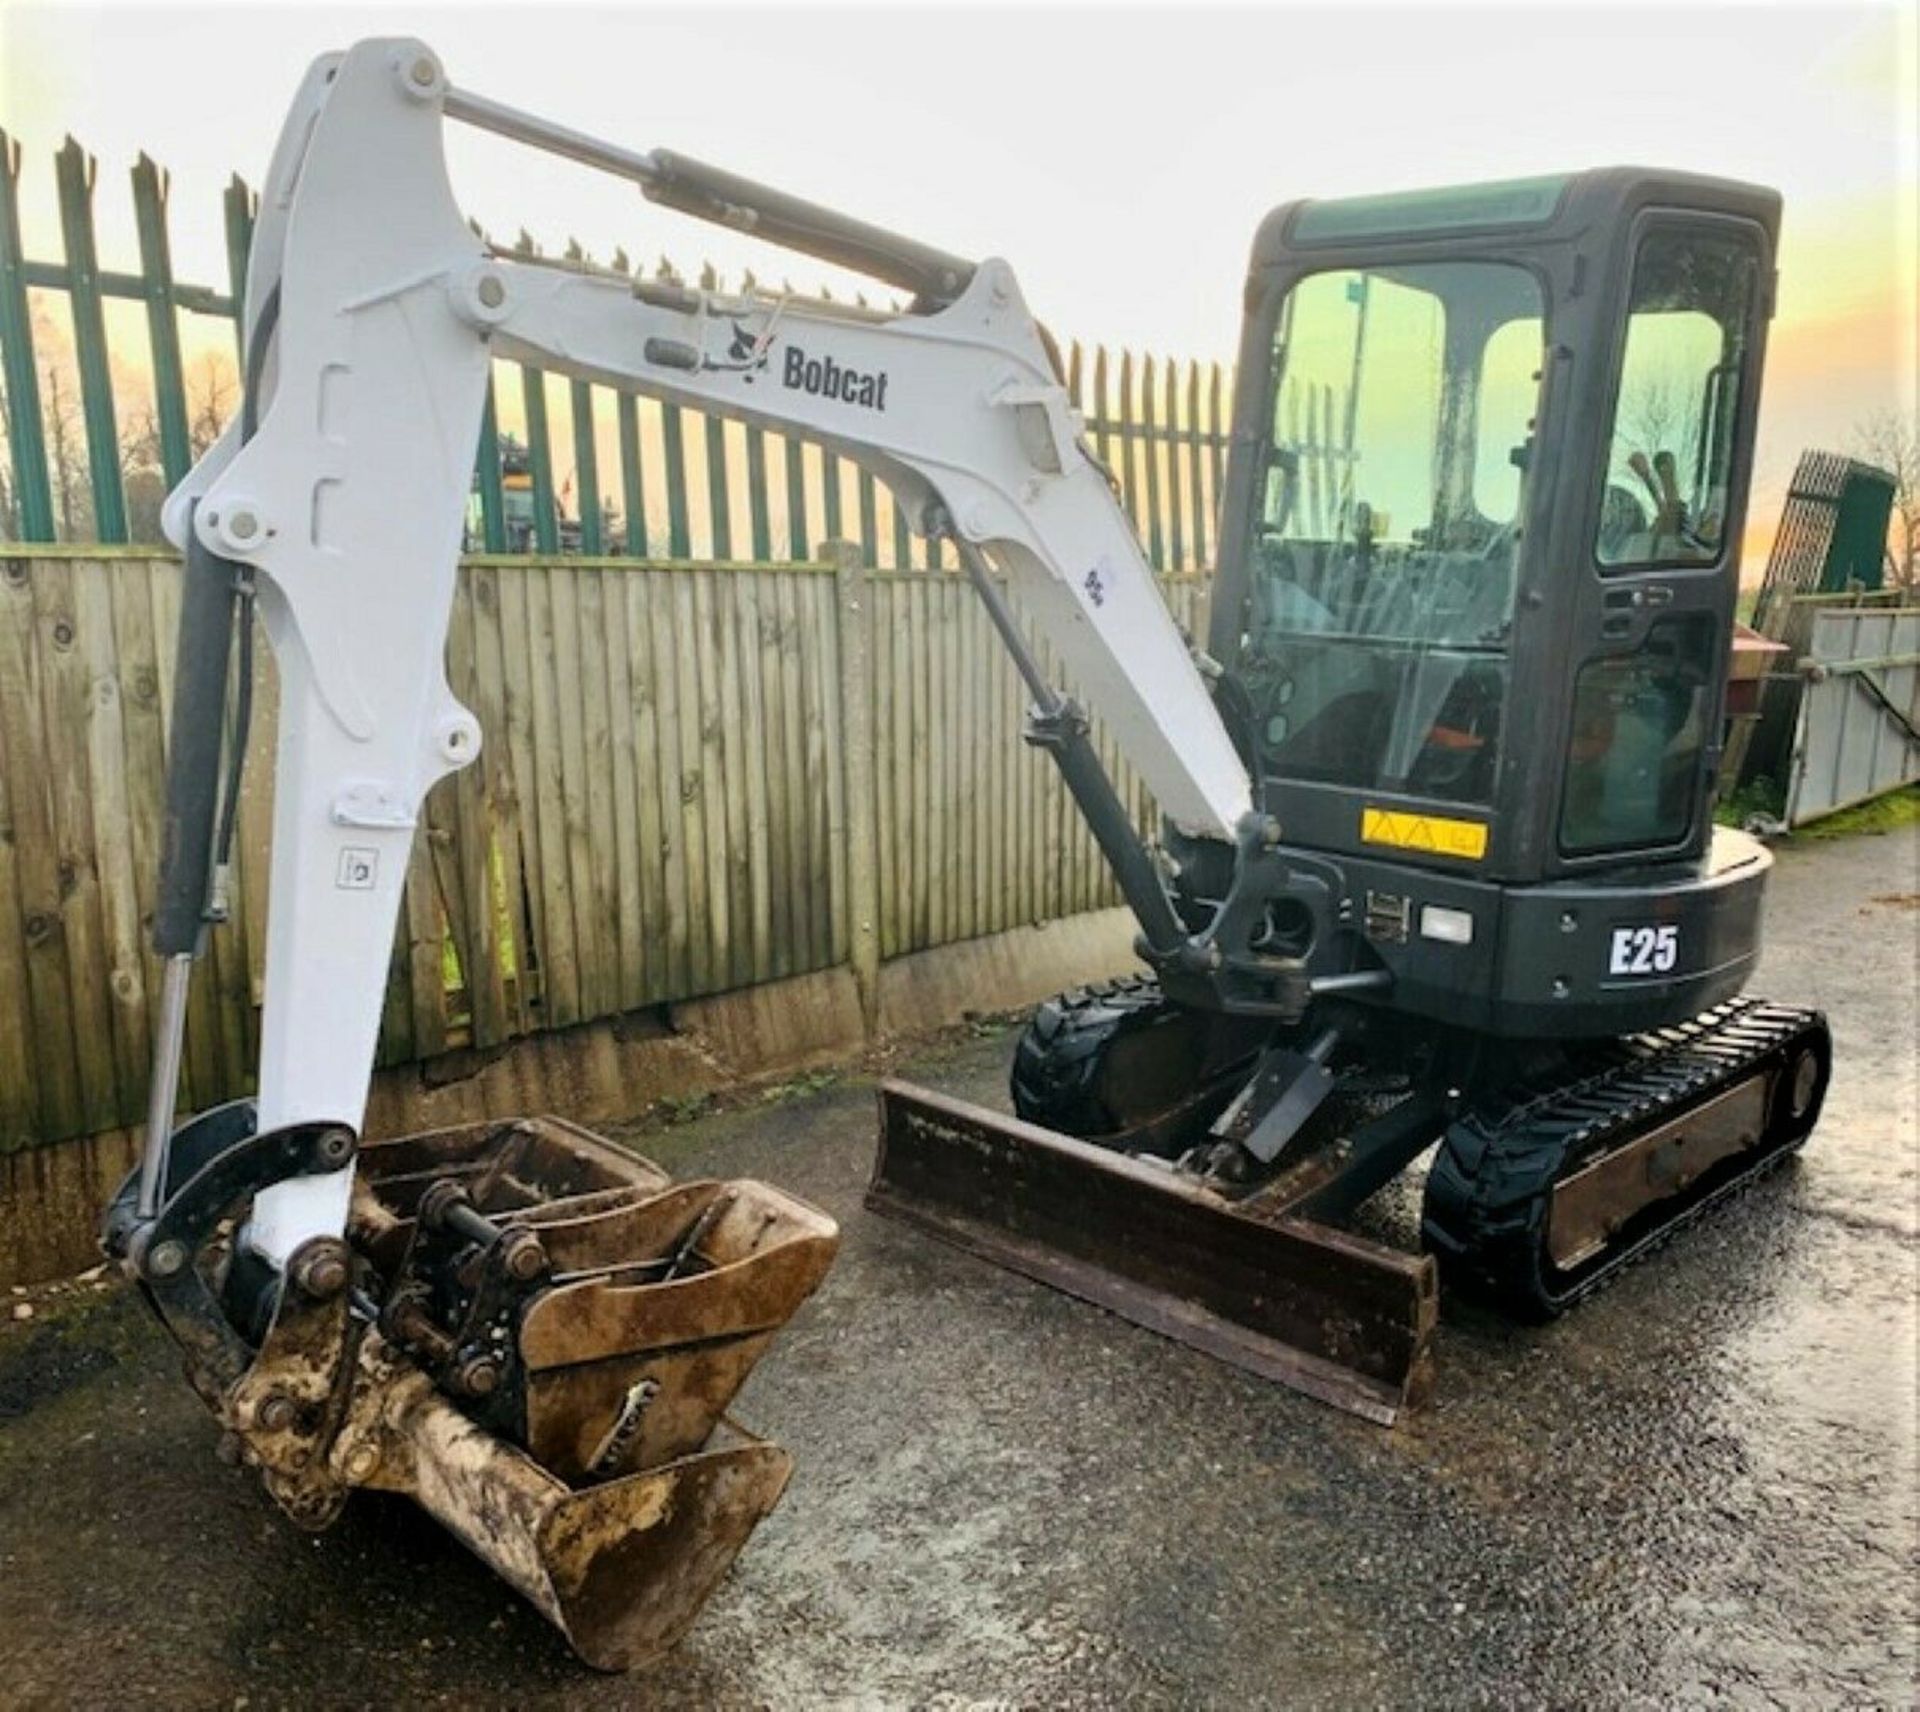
137, 287, 278, 1219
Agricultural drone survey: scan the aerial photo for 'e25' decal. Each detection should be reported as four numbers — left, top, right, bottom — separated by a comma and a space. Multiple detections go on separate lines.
1609, 924, 1679, 977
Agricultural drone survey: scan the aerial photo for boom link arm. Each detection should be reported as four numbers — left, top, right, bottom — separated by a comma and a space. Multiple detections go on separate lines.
150, 37, 1256, 1266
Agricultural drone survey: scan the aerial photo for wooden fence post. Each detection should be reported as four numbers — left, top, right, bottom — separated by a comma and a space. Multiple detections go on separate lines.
829, 538, 881, 1032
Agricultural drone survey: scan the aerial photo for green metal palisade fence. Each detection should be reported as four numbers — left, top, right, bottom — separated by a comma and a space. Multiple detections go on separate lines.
0, 133, 1239, 571
0, 135, 254, 545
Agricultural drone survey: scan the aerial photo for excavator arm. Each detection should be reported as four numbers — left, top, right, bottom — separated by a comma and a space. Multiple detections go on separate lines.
106, 35, 1292, 1670
153, 37, 1257, 1268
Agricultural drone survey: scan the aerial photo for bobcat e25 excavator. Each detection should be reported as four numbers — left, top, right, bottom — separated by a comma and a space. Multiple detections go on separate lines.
106, 36, 1829, 1669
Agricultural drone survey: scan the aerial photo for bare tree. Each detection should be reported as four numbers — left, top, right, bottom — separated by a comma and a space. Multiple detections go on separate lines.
120, 402, 168, 543
188, 350, 238, 457
1622, 375, 1683, 462
1849, 409, 1919, 591
42, 363, 88, 541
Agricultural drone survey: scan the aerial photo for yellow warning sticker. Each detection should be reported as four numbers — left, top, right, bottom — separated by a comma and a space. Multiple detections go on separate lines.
1360, 806, 1489, 861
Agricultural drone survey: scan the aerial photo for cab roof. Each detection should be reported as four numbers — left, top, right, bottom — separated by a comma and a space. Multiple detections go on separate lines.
1251, 166, 1781, 271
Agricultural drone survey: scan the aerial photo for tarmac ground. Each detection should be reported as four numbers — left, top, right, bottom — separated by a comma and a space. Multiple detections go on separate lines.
1, 826, 1915, 1708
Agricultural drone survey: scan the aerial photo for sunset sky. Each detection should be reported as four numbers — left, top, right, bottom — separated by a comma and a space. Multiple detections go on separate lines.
1, 0, 1914, 566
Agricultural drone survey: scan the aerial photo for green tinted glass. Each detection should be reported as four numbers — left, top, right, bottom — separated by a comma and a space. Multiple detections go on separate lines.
1596, 227, 1760, 569
1560, 615, 1716, 853
1292, 176, 1568, 245
1239, 261, 1544, 809
1474, 316, 1546, 521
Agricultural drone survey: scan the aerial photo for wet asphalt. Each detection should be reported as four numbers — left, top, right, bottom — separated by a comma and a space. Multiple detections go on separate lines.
0, 826, 1914, 1709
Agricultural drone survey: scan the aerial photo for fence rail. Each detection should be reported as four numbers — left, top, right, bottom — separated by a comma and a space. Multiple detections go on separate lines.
0, 546, 1207, 1153
0, 131, 1239, 574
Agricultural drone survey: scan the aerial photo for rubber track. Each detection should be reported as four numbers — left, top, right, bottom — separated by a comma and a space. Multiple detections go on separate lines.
1009, 975, 1174, 1137
1421, 998, 1830, 1320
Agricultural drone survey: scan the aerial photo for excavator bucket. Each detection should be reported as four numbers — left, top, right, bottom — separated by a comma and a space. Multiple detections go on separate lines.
107, 1113, 837, 1669
350, 1117, 838, 1480
350, 1369, 796, 1671
867, 1083, 1436, 1424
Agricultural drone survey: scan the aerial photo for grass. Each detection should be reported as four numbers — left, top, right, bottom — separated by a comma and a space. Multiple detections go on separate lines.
1715, 776, 1786, 828
1717, 775, 1919, 839
1791, 783, 1920, 841
758, 1069, 841, 1104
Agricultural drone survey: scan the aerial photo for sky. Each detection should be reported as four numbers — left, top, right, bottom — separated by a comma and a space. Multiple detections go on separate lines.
0, 0, 1914, 556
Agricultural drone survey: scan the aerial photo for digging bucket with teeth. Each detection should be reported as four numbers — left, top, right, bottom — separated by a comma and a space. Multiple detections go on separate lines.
105, 1111, 837, 1670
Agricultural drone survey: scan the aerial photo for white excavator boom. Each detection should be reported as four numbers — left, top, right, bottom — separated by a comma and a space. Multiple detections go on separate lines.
155, 37, 1253, 1263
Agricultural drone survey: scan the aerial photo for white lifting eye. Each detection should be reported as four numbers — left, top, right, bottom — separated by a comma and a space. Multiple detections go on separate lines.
451, 264, 514, 330
435, 710, 483, 767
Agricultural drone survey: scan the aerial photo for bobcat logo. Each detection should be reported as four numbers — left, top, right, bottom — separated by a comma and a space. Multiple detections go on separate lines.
780, 345, 889, 411
725, 320, 771, 379
696, 318, 775, 380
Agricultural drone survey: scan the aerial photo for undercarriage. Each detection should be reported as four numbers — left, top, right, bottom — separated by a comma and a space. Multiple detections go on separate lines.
1422, 997, 1830, 1316
869, 977, 1829, 1419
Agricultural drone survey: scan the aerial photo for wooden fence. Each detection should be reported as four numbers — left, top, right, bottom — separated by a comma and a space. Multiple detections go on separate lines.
0, 131, 1226, 1158
0, 131, 1237, 574
0, 546, 1207, 1153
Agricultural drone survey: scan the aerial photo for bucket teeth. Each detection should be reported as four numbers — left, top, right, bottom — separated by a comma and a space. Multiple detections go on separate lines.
117, 1112, 838, 1670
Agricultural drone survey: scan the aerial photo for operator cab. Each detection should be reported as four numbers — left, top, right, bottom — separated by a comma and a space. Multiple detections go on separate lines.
1210, 168, 1776, 887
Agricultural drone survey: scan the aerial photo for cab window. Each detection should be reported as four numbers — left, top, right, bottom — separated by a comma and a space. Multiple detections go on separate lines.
1561, 614, 1716, 853
1473, 315, 1545, 522
1596, 227, 1760, 569
1242, 261, 1544, 810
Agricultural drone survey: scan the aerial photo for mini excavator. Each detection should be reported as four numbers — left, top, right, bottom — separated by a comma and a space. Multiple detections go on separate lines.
105, 37, 1829, 1670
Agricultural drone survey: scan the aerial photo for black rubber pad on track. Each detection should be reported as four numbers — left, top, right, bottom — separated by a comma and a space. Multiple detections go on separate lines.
1421, 999, 1831, 1319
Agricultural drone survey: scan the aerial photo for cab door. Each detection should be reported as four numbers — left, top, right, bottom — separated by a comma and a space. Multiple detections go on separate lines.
1555, 214, 1771, 869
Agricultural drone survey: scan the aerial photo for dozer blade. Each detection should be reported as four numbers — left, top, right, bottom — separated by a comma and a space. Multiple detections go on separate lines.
868, 1082, 1436, 1424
